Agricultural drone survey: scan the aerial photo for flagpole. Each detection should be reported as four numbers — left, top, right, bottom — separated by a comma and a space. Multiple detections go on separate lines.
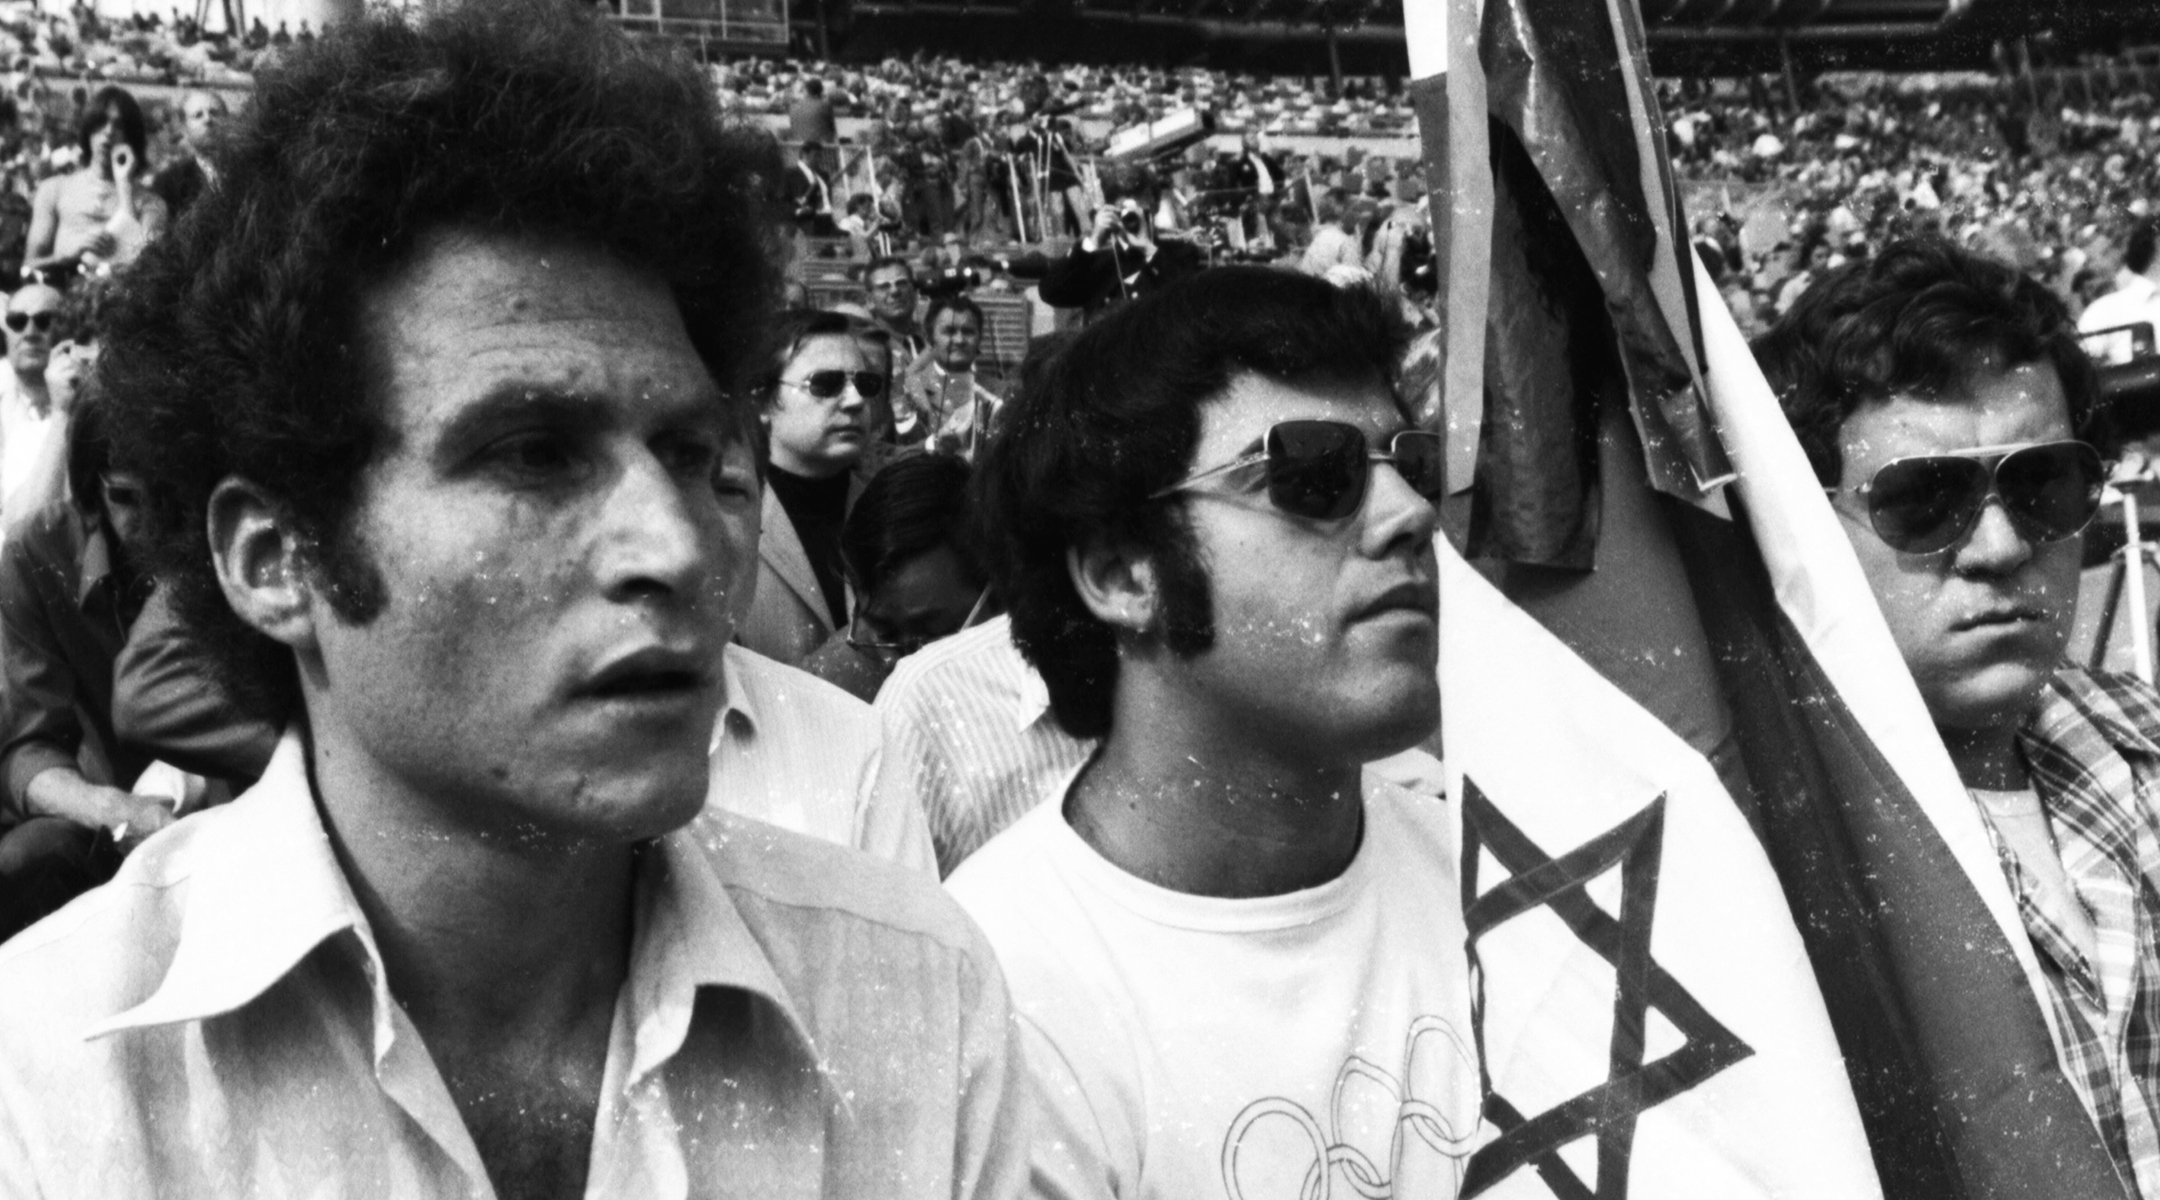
1404, 0, 1491, 487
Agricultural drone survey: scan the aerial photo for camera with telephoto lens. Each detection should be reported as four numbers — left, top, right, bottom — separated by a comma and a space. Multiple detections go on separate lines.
920, 264, 985, 299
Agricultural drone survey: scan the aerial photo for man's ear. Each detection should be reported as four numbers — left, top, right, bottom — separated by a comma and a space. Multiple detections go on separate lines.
205, 478, 320, 652
1066, 535, 1159, 636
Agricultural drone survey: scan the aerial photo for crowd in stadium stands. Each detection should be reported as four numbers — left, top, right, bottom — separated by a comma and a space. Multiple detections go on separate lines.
715, 53, 1418, 136
5, 13, 2160, 909
18, 7, 2160, 1195
1665, 78, 2160, 338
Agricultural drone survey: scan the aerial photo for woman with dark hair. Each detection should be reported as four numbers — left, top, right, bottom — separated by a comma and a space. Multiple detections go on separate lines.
23, 86, 167, 282
737, 309, 885, 665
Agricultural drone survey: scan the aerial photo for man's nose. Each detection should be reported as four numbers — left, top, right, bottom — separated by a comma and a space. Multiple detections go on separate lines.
1952, 496, 2035, 575
1361, 459, 1440, 557
594, 449, 709, 604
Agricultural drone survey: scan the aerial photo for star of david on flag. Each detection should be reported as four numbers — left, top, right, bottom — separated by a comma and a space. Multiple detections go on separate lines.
1459, 785, 1751, 1200
1409, 0, 2128, 1192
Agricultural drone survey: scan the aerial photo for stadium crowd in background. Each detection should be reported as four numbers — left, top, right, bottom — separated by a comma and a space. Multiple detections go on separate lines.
12, 1, 2160, 1194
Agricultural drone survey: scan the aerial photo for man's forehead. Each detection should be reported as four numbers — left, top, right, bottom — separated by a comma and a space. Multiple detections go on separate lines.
8, 285, 59, 313
1199, 371, 1405, 446
1842, 362, 2072, 457
361, 229, 722, 436
372, 228, 668, 332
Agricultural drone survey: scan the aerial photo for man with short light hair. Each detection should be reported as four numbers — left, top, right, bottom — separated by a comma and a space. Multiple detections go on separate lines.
0, 6, 1028, 1197
864, 254, 925, 366
0, 282, 63, 522
151, 89, 226, 219
2079, 220, 2160, 365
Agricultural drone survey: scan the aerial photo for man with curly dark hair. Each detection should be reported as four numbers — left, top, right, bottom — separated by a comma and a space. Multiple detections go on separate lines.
0, 4, 1028, 1198
1757, 237, 2160, 1198
946, 268, 1474, 1196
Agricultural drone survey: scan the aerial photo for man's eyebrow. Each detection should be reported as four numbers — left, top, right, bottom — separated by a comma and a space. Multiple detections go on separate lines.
433, 385, 730, 452
435, 387, 606, 446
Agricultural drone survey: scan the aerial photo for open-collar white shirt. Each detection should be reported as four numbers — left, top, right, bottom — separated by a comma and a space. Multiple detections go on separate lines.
0, 727, 1028, 1198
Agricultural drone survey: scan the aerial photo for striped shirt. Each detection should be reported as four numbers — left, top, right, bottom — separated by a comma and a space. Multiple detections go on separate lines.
1988, 664, 2160, 1199
869, 616, 1448, 878
869, 616, 1094, 877
702, 643, 936, 877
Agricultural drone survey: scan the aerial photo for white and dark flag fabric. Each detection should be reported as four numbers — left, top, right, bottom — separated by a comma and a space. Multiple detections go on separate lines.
1408, 0, 2131, 1194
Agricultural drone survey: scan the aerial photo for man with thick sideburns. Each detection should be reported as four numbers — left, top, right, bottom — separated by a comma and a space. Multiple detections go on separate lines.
0, 5, 1028, 1198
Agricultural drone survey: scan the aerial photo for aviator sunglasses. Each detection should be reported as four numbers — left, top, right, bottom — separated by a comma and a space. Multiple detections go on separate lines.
780, 370, 887, 401
4, 311, 55, 334
1151, 419, 1446, 521
1830, 439, 2105, 555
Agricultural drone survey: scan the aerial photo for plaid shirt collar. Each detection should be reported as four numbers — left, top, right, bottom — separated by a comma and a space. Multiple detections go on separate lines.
2002, 665, 2160, 1198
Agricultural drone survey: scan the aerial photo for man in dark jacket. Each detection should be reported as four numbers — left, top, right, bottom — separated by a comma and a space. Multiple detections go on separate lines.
151, 91, 226, 220
1038, 199, 1204, 322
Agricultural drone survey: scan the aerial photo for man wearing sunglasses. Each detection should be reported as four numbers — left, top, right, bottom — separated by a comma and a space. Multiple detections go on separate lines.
0, 283, 65, 523
1758, 237, 2160, 1198
949, 267, 1478, 1198
864, 256, 927, 367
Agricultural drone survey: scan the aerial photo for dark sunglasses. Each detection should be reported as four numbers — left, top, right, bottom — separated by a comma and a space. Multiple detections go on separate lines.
99, 474, 144, 508
1832, 439, 2104, 555
1151, 419, 1445, 521
5, 311, 55, 333
781, 370, 886, 401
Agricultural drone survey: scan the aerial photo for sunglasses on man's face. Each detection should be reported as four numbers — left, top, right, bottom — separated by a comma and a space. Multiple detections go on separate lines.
781, 370, 886, 401
5, 311, 56, 333
1833, 439, 2104, 555
1151, 418, 1446, 522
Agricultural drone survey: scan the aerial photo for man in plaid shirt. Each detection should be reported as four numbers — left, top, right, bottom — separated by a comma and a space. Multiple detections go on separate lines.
1758, 237, 2160, 1197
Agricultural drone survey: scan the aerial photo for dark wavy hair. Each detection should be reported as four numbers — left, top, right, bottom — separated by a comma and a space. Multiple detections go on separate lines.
842, 453, 983, 596
1753, 237, 2104, 485
973, 266, 1408, 739
924, 294, 982, 333
99, 0, 784, 720
78, 85, 147, 166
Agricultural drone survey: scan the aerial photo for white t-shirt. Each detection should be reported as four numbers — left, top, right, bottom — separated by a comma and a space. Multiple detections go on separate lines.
0, 371, 59, 528
948, 769, 1482, 1200
1973, 784, 2098, 965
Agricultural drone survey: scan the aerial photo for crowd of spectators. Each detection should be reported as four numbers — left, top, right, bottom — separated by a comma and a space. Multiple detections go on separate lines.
12, 7, 2160, 1196
24, 8, 2160, 351
715, 52, 1418, 137
1665, 76, 2160, 339
13, 9, 2160, 932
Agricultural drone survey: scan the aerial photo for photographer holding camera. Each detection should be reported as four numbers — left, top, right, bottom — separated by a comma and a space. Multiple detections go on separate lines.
1038, 197, 1203, 321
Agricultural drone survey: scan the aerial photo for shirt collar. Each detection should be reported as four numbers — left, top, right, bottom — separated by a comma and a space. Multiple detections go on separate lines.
2028, 667, 2160, 763
619, 825, 822, 1088
712, 643, 757, 750
89, 726, 390, 1044
76, 516, 114, 610
92, 721, 824, 1097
